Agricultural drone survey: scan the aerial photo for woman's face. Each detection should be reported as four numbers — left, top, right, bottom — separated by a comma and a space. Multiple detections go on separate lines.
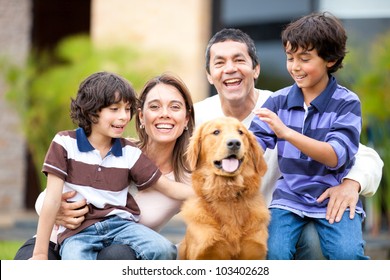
139, 83, 189, 145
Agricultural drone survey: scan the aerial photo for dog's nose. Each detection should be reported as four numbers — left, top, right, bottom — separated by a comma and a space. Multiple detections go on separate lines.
227, 139, 241, 150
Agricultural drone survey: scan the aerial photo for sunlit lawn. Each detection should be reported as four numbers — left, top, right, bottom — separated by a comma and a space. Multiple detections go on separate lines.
0, 241, 23, 260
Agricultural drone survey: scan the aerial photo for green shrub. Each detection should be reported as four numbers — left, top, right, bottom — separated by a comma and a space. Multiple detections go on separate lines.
339, 30, 390, 233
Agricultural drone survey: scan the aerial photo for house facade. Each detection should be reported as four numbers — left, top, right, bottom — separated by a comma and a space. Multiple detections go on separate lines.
1, 0, 389, 214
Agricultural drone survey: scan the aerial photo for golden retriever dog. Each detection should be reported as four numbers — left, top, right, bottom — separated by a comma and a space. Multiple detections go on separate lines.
178, 116, 270, 260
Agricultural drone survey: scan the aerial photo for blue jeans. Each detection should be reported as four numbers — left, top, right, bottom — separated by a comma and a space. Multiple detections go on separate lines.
60, 216, 177, 260
295, 222, 325, 259
267, 208, 369, 260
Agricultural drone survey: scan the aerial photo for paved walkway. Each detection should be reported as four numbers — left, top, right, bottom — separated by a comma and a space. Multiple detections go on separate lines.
1, 210, 389, 259
0, 210, 39, 242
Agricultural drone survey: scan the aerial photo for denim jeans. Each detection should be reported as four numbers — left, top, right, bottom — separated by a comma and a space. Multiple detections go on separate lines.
267, 208, 369, 260
295, 222, 325, 259
60, 216, 177, 260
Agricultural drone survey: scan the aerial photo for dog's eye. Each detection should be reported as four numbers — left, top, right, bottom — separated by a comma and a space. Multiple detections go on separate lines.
238, 129, 244, 135
213, 129, 220, 135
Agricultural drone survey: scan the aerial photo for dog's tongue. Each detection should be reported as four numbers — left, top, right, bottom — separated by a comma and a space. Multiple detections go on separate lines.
222, 158, 239, 172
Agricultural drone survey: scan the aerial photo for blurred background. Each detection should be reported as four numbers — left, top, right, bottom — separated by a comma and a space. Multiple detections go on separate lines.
0, 0, 389, 259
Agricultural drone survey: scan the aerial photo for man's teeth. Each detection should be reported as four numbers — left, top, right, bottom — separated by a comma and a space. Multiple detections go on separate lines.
225, 78, 241, 84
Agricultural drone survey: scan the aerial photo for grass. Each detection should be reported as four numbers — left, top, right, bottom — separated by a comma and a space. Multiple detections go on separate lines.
0, 240, 23, 260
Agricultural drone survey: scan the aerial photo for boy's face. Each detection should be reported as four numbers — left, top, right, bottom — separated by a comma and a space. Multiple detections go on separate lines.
91, 99, 131, 139
285, 42, 336, 96
207, 40, 260, 104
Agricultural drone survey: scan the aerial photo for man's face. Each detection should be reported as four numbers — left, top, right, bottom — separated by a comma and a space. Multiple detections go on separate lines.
207, 40, 259, 103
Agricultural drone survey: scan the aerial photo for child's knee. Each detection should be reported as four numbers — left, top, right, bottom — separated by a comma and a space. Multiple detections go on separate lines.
143, 239, 177, 260
324, 242, 368, 260
267, 240, 294, 260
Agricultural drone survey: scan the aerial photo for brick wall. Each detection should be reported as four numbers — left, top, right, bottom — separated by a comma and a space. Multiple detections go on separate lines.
91, 0, 211, 103
0, 0, 31, 211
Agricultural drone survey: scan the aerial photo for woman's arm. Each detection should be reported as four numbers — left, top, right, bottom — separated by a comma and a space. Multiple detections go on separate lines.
152, 175, 195, 201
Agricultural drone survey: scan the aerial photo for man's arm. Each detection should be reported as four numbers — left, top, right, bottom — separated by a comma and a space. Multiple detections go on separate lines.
344, 143, 383, 196
317, 143, 383, 223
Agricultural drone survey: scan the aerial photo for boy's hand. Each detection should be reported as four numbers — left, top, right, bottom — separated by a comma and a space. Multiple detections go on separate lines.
253, 108, 290, 139
55, 191, 88, 230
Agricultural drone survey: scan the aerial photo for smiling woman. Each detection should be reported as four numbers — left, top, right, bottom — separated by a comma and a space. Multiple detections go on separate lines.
130, 73, 195, 232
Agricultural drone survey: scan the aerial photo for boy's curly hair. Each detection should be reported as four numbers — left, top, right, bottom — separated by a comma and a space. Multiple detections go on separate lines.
70, 71, 138, 136
282, 12, 347, 74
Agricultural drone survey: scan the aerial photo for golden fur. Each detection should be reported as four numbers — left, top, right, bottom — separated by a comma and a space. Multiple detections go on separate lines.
179, 116, 270, 260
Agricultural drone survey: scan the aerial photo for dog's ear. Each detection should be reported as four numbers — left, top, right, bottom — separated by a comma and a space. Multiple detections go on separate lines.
248, 131, 267, 177
185, 124, 203, 171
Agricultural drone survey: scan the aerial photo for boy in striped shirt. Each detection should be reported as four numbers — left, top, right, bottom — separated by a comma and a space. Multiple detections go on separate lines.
30, 71, 192, 260
250, 13, 368, 259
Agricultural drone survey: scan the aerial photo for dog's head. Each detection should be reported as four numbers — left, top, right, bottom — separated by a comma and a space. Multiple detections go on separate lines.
186, 116, 267, 178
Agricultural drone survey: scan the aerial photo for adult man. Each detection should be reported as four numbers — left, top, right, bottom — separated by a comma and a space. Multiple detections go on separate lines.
194, 28, 383, 259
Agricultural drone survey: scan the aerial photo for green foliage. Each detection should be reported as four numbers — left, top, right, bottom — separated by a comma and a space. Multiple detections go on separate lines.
340, 30, 390, 122
356, 34, 390, 121
1, 35, 168, 187
339, 30, 390, 229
